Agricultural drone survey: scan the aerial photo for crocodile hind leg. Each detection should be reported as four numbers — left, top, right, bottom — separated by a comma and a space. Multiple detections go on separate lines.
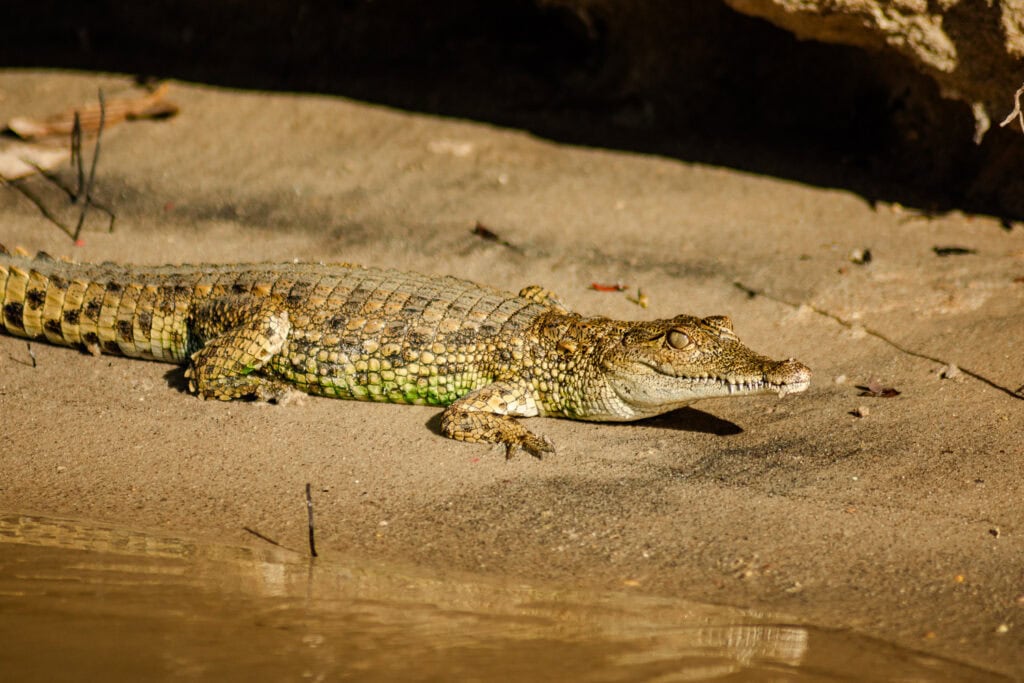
184, 296, 294, 401
439, 381, 554, 459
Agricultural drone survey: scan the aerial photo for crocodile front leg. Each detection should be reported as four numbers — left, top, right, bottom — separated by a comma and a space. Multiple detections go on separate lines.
439, 380, 555, 459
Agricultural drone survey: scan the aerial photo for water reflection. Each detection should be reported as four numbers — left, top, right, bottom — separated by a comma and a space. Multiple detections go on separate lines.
0, 514, 1006, 682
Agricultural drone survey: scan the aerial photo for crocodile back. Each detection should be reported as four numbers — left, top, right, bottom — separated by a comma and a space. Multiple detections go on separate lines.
0, 247, 549, 374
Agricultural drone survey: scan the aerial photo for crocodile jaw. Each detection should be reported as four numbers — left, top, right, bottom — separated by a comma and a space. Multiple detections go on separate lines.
676, 359, 812, 400
585, 314, 812, 421
599, 358, 811, 420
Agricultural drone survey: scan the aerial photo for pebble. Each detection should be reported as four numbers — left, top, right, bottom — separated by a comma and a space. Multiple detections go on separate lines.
939, 364, 961, 380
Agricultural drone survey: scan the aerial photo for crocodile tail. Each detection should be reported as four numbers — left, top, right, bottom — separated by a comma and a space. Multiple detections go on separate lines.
0, 251, 70, 344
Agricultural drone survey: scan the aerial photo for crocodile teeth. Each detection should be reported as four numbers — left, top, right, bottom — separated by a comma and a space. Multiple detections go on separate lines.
725, 379, 763, 394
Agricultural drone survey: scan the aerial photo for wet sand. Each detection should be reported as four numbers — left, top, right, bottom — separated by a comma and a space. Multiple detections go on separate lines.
1, 72, 1022, 678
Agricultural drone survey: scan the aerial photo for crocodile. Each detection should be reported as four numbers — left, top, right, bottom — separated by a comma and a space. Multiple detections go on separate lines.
0, 245, 811, 457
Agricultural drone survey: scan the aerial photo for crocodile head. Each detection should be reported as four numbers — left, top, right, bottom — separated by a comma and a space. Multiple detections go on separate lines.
588, 314, 811, 421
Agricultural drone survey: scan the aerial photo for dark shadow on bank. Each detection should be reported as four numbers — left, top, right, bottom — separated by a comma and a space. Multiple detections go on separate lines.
2, 0, 1021, 220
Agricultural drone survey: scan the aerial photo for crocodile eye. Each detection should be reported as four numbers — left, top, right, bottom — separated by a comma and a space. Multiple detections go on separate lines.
667, 330, 691, 349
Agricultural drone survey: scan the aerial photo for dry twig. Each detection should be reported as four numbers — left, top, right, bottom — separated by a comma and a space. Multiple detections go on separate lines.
242, 526, 286, 549
734, 281, 1024, 401
999, 83, 1024, 133
72, 89, 106, 242
305, 483, 318, 558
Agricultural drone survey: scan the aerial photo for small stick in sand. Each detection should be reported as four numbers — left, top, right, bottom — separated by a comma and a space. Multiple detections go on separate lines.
305, 483, 318, 558
72, 89, 106, 242
71, 112, 84, 196
242, 526, 285, 548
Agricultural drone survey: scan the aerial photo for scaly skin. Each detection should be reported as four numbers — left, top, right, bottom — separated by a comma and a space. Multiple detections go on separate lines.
0, 245, 811, 457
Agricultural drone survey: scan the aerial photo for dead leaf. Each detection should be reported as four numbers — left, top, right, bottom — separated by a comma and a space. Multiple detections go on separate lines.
471, 221, 520, 251
626, 288, 649, 309
472, 222, 503, 242
933, 246, 977, 257
0, 140, 68, 180
6, 83, 178, 141
856, 383, 901, 398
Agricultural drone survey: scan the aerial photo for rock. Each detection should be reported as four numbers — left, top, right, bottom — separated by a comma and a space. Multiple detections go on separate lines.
540, 0, 1024, 215
721, 0, 1024, 141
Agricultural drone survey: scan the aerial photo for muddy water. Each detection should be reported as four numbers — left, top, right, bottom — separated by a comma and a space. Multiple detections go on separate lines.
0, 514, 1005, 682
